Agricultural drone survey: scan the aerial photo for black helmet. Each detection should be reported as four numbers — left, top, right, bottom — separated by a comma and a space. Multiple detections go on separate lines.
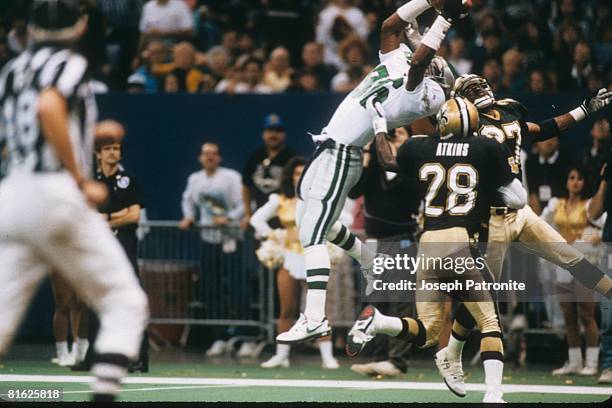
29, 0, 86, 43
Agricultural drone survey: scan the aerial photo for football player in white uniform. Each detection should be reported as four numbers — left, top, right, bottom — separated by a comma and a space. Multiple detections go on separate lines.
278, 0, 472, 344
0, 0, 148, 402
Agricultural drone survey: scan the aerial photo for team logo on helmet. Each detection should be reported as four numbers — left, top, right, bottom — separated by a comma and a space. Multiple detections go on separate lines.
437, 97, 480, 140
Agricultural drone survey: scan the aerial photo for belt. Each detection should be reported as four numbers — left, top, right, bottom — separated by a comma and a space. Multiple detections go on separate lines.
490, 206, 518, 216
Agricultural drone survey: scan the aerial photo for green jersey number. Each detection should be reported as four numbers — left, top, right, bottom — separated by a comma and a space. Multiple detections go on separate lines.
351, 65, 403, 107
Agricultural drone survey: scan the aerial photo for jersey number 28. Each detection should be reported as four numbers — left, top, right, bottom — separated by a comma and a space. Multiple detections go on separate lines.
419, 163, 478, 217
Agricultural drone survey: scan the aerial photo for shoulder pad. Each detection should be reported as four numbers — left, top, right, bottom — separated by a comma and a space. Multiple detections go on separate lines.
496, 98, 528, 117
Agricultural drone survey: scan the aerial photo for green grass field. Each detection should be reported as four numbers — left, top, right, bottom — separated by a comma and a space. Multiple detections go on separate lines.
1, 346, 610, 403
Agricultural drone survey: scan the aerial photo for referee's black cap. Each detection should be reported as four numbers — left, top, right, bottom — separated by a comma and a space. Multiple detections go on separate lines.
29, 0, 82, 31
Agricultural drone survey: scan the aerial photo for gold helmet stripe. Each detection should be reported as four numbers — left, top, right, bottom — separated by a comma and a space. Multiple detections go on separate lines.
455, 97, 470, 137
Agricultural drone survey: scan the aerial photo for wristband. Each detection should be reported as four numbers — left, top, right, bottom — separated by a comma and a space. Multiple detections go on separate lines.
397, 0, 431, 22
373, 117, 388, 135
569, 105, 588, 122
421, 15, 451, 51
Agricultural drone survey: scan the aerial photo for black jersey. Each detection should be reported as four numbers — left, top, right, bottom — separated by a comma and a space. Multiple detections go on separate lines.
396, 134, 516, 232
477, 98, 528, 207
0, 45, 97, 177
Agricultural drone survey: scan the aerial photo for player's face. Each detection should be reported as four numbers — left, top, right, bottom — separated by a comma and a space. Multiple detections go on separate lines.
393, 127, 410, 147
566, 169, 584, 196
263, 128, 285, 149
98, 144, 121, 166
292, 165, 304, 188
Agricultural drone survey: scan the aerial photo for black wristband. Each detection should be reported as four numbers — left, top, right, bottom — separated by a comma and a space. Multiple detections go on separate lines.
537, 119, 561, 140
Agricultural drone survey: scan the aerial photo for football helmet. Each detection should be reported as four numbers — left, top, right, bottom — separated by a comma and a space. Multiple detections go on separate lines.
426, 57, 456, 99
451, 74, 496, 109
436, 97, 479, 140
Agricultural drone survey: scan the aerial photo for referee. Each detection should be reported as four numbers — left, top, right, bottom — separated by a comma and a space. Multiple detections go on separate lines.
73, 120, 149, 372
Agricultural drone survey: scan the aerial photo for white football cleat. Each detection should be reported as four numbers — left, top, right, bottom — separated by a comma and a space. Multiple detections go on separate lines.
483, 389, 506, 403
276, 314, 331, 344
434, 347, 466, 397
350, 362, 378, 376
237, 341, 257, 358
552, 361, 583, 376
598, 368, 612, 384
206, 340, 228, 357
370, 360, 403, 377
56, 353, 76, 367
322, 358, 340, 370
346, 305, 378, 357
260, 354, 290, 368
579, 365, 598, 376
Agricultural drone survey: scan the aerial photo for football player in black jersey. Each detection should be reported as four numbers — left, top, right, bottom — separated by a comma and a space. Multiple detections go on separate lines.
437, 75, 612, 395
346, 96, 526, 402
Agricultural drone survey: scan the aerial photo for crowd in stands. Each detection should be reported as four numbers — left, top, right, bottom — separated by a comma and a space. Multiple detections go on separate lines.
0, 0, 610, 94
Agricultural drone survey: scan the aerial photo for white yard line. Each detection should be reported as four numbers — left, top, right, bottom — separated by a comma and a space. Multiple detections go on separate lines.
0, 374, 610, 395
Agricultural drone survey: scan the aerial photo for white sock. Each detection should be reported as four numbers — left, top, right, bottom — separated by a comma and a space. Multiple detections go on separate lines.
56, 341, 69, 357
304, 245, 330, 322
319, 340, 334, 362
446, 333, 466, 361
568, 347, 583, 367
483, 359, 504, 393
276, 343, 290, 358
585, 347, 599, 369
375, 313, 403, 337
76, 337, 90, 362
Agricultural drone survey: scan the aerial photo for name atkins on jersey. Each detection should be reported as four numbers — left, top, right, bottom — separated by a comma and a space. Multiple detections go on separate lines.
436, 142, 469, 157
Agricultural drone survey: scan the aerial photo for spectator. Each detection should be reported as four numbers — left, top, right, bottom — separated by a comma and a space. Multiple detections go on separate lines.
263, 47, 294, 93
448, 37, 472, 76
587, 159, 612, 385
126, 72, 147, 93
482, 58, 503, 94
517, 21, 553, 68
564, 40, 594, 90
131, 40, 168, 93
289, 68, 325, 93
316, 0, 369, 70
472, 31, 505, 74
163, 72, 179, 92
331, 35, 370, 93
178, 142, 244, 357
528, 68, 554, 94
526, 137, 571, 215
541, 166, 601, 377
153, 42, 204, 93
216, 58, 273, 94
139, 0, 194, 46
205, 45, 231, 86
579, 118, 611, 197
242, 114, 297, 227
501, 48, 527, 93
301, 42, 337, 91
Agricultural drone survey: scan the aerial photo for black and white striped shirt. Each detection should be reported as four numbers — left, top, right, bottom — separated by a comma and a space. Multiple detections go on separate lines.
0, 45, 97, 178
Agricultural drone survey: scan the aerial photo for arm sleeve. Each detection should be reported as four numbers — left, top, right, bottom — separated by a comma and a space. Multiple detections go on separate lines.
226, 173, 245, 220
540, 197, 559, 225
250, 194, 280, 238
497, 178, 527, 209
181, 175, 196, 219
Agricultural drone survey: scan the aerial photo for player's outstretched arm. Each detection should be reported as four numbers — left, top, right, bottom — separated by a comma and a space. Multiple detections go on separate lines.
365, 97, 400, 172
380, 0, 432, 54
527, 88, 612, 142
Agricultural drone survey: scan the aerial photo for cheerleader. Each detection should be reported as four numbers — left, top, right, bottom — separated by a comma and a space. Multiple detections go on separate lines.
251, 157, 339, 369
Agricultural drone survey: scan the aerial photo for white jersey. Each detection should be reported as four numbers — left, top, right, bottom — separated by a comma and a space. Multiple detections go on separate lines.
321, 44, 445, 147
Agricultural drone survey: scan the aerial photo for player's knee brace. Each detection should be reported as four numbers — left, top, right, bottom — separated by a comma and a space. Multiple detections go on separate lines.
454, 303, 477, 332
480, 331, 504, 361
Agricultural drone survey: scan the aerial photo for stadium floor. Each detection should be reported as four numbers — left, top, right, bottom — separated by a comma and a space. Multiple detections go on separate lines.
0, 345, 610, 403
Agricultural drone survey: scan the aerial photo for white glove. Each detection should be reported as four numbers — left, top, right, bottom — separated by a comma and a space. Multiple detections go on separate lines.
365, 95, 388, 135
585, 88, 612, 114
